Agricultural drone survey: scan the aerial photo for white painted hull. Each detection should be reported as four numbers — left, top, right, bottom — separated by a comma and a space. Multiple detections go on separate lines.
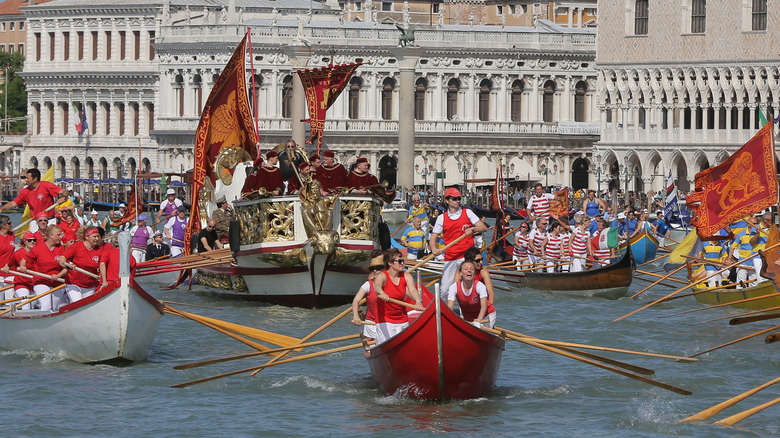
0, 279, 163, 363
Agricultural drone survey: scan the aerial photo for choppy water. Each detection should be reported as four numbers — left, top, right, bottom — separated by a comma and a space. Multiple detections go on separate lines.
2, 219, 779, 437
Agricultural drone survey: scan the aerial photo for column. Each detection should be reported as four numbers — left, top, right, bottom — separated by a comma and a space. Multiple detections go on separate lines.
563, 75, 572, 121
677, 104, 684, 143
465, 73, 476, 121
701, 103, 710, 142
654, 104, 663, 143
666, 105, 674, 142
497, 74, 508, 122
598, 105, 607, 140
632, 105, 640, 142
435, 73, 444, 120
562, 154, 571, 188
610, 106, 617, 139
396, 49, 420, 191
689, 104, 697, 144
737, 104, 745, 142
531, 75, 540, 122
621, 105, 629, 141
286, 46, 310, 147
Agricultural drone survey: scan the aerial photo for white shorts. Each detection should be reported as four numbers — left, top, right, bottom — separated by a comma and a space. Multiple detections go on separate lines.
362, 323, 377, 340
171, 245, 185, 257
375, 321, 409, 345
65, 284, 96, 304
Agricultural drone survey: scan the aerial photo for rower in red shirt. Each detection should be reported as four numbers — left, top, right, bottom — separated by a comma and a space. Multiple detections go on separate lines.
99, 243, 136, 288
346, 157, 379, 194
32, 212, 50, 243
57, 204, 82, 237
0, 168, 68, 232
1, 231, 36, 309
19, 225, 67, 311
0, 215, 16, 299
372, 249, 424, 345
59, 226, 102, 303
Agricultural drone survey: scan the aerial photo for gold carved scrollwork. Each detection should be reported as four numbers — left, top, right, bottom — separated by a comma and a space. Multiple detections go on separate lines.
329, 248, 370, 267
234, 202, 264, 245
261, 201, 295, 241
340, 200, 379, 241
198, 179, 215, 223
259, 247, 307, 267
194, 270, 235, 291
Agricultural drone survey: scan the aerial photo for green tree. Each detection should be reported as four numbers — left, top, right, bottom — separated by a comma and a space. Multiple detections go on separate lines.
0, 51, 26, 133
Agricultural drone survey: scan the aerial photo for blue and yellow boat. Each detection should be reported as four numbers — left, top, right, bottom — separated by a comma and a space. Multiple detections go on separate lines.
618, 227, 659, 265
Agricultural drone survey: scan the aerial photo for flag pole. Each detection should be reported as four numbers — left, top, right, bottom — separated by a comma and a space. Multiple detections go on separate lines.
247, 28, 259, 144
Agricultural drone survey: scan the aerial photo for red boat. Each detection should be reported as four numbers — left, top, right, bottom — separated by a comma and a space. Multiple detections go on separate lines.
366, 297, 505, 400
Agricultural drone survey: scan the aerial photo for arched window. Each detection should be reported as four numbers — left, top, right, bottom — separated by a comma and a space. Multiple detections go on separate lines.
415, 78, 427, 120
349, 77, 362, 120
71, 157, 80, 179
193, 74, 202, 116
543, 80, 556, 122
478, 79, 492, 121
57, 157, 66, 179
574, 81, 587, 122
174, 73, 184, 117
281, 75, 293, 119
249, 73, 262, 117
447, 78, 460, 120
511, 79, 523, 122
381, 77, 395, 120
85, 157, 94, 179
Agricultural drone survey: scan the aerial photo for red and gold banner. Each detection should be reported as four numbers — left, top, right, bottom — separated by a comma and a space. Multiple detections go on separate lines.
490, 167, 505, 212
686, 122, 778, 238
186, 34, 256, 257
111, 185, 141, 228
297, 63, 361, 154
550, 187, 569, 217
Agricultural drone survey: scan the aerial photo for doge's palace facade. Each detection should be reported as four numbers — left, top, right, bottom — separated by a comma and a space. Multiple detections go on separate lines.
20, 0, 600, 194
596, 0, 780, 195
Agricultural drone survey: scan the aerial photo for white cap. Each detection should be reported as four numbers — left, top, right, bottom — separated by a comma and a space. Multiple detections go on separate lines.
617, 212, 626, 220
166, 188, 175, 195
119, 203, 126, 208
91, 210, 98, 215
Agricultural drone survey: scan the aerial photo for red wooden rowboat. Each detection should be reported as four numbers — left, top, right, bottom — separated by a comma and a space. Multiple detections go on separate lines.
366, 297, 505, 400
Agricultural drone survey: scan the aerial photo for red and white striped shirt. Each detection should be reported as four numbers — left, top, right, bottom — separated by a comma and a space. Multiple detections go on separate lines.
544, 234, 563, 260
527, 194, 554, 219
592, 230, 612, 260
529, 228, 546, 254
571, 227, 589, 255
513, 232, 530, 257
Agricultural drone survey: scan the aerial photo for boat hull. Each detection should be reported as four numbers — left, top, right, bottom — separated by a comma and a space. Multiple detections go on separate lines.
0, 278, 163, 363
618, 228, 658, 265
692, 281, 780, 310
367, 301, 505, 400
519, 246, 634, 299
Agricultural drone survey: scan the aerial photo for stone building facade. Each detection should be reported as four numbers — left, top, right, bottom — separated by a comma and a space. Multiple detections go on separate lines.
595, 0, 779, 194
19, 0, 600, 198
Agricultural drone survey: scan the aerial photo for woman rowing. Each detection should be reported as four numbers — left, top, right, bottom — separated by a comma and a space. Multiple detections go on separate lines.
0, 215, 16, 300
512, 221, 531, 271
351, 252, 384, 343
447, 260, 496, 328
463, 247, 495, 304
58, 225, 102, 304
570, 216, 592, 272
541, 221, 564, 273
19, 225, 67, 311
373, 249, 424, 345
1, 231, 36, 309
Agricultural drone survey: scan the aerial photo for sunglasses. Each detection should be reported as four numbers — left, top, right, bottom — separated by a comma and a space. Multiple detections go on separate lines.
473, 258, 483, 263
447, 197, 461, 201
206, 225, 214, 229
392, 258, 405, 264
37, 219, 47, 222
26, 239, 36, 242
369, 265, 384, 272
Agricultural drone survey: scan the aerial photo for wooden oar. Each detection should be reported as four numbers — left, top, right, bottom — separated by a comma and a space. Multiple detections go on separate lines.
613, 245, 779, 322
407, 232, 473, 274
493, 326, 697, 362
630, 265, 686, 299
551, 344, 655, 376
658, 281, 745, 303
690, 324, 780, 358
636, 252, 670, 268
0, 283, 67, 316
0, 295, 27, 306
12, 203, 57, 232
696, 305, 780, 325
173, 334, 361, 370
481, 224, 525, 253
165, 306, 301, 348
662, 292, 780, 318
8, 269, 34, 279
159, 300, 221, 310
483, 327, 691, 395
631, 276, 683, 289
171, 343, 365, 388
634, 269, 689, 285
23, 269, 66, 283
70, 265, 99, 279
389, 221, 409, 239
0, 284, 14, 293
765, 333, 780, 343
486, 260, 518, 269
681, 375, 780, 422
165, 307, 276, 354
713, 396, 780, 426
730, 311, 780, 325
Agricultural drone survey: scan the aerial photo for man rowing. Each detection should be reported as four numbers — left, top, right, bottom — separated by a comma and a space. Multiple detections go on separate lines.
0, 215, 15, 299
405, 194, 429, 233
156, 188, 183, 225
428, 187, 487, 299
526, 183, 554, 224
164, 206, 188, 257
0, 168, 68, 232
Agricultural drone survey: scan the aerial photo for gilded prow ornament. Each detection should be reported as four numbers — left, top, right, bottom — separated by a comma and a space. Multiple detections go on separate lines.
300, 179, 342, 255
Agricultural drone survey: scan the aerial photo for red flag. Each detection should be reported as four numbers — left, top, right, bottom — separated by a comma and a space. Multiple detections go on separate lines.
549, 187, 569, 217
490, 167, 505, 212
186, 36, 257, 255
297, 63, 361, 154
111, 186, 142, 228
686, 123, 778, 239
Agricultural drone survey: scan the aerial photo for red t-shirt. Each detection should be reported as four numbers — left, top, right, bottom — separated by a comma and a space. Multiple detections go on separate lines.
25, 243, 65, 287
10, 249, 32, 290
13, 181, 62, 218
99, 246, 136, 283
59, 217, 81, 236
0, 232, 16, 269
375, 271, 409, 324
32, 230, 45, 244
63, 241, 101, 288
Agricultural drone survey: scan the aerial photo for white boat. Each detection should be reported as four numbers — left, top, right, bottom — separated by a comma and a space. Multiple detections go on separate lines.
0, 234, 163, 363
194, 194, 381, 308
381, 200, 408, 225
